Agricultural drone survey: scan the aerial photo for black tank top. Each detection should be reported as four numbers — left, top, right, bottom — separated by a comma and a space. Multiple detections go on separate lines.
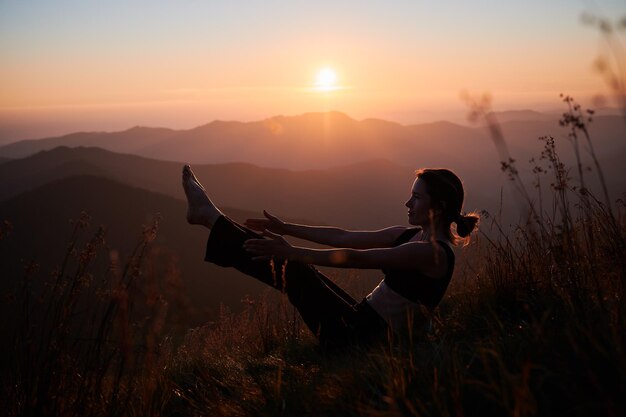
382, 228, 455, 310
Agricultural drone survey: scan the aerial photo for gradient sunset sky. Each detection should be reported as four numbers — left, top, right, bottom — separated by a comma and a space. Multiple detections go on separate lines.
0, 0, 624, 141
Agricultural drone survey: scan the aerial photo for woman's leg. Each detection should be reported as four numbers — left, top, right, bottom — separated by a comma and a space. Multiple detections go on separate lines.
206, 214, 364, 346
182, 165, 365, 346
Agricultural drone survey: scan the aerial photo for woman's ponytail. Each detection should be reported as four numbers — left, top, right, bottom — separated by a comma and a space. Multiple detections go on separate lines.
455, 212, 480, 238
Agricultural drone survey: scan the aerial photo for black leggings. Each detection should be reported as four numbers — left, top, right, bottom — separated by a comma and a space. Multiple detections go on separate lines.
204, 215, 389, 348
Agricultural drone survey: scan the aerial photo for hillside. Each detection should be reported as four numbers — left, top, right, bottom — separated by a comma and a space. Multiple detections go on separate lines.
0, 175, 272, 324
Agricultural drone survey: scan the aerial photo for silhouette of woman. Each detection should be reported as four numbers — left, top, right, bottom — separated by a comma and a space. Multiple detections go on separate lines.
182, 165, 478, 349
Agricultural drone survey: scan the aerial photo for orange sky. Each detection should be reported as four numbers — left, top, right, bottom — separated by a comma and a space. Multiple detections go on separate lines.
0, 1, 624, 142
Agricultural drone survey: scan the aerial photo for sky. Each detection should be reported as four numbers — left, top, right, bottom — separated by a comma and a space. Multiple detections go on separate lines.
0, 0, 624, 142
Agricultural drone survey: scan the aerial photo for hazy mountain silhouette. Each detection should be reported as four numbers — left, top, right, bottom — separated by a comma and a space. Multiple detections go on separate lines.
483, 110, 554, 124
0, 126, 178, 159
0, 175, 274, 324
2, 140, 624, 232
0, 147, 428, 229
2, 111, 622, 174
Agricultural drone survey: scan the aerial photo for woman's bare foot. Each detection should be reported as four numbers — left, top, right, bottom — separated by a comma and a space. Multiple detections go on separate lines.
182, 165, 222, 228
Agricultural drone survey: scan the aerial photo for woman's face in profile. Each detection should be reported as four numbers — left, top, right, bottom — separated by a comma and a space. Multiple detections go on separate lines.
405, 178, 432, 226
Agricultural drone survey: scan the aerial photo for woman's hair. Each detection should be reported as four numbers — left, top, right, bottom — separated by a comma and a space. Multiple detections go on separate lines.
415, 168, 479, 245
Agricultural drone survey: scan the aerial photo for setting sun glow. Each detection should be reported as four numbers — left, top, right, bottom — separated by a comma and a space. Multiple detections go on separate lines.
0, 1, 620, 142
314, 68, 338, 91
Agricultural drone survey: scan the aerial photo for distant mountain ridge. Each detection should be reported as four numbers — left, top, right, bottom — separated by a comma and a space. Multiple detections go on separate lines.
1, 143, 624, 233
483, 110, 553, 123
4, 110, 623, 171
0, 146, 424, 229
0, 126, 178, 159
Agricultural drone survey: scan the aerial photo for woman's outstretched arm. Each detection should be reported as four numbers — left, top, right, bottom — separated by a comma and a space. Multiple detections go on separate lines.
243, 230, 447, 277
245, 210, 408, 249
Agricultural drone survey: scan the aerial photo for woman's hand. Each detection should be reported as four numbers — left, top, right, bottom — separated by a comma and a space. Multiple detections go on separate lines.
244, 210, 288, 235
243, 229, 294, 261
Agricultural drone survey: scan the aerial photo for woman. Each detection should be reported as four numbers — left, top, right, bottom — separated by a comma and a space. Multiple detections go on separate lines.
182, 165, 478, 349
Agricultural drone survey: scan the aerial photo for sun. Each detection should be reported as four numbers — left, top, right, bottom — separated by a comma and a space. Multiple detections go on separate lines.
314, 67, 338, 91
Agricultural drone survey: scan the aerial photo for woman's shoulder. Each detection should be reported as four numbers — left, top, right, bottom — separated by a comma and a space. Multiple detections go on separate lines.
435, 239, 456, 265
391, 226, 421, 246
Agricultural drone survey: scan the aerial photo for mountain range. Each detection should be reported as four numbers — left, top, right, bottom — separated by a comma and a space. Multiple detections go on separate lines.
0, 146, 421, 229
1, 111, 624, 174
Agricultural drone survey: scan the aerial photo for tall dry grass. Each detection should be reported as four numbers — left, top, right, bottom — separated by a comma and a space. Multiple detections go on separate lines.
1, 97, 625, 416
0, 213, 182, 416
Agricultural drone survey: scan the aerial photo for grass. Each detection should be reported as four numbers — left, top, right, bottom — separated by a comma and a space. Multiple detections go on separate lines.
1, 98, 625, 416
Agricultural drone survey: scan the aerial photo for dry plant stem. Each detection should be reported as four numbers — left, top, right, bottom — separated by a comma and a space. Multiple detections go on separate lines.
463, 93, 544, 237
583, 13, 626, 120
561, 96, 613, 216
